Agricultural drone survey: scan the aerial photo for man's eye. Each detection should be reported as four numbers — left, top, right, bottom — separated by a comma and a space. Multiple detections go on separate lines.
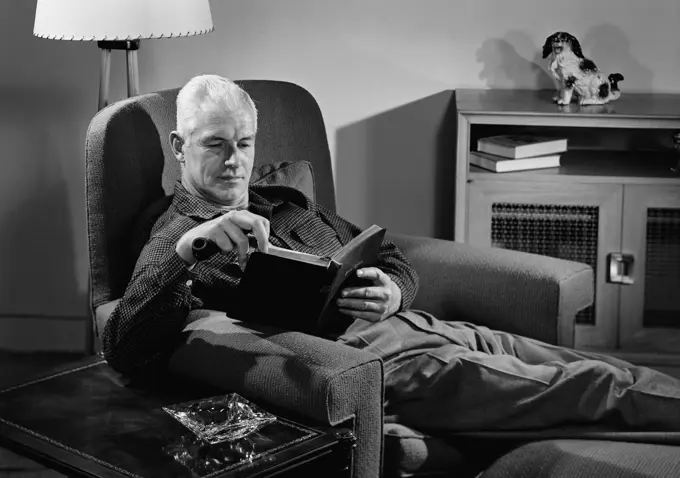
206, 142, 223, 148
238, 142, 252, 149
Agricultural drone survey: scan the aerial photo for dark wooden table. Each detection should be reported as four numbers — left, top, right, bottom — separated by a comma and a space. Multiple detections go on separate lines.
0, 357, 355, 477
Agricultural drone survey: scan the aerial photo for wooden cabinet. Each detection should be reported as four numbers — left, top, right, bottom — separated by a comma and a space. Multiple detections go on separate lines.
618, 185, 680, 355
468, 180, 623, 350
456, 90, 680, 374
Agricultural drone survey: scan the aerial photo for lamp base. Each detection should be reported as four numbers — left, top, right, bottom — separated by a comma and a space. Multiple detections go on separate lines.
97, 40, 141, 111
97, 40, 140, 51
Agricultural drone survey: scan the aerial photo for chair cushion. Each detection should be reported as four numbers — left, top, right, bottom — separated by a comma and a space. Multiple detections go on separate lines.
383, 422, 464, 477
479, 439, 680, 478
385, 424, 680, 478
250, 160, 316, 201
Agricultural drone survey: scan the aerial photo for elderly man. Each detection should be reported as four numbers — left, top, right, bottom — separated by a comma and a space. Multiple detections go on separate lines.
103, 74, 680, 434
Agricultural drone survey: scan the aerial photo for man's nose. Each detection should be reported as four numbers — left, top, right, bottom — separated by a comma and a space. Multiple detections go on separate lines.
223, 144, 238, 165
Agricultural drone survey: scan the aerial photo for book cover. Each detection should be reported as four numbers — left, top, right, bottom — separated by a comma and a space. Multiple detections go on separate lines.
469, 150, 561, 173
477, 135, 568, 159
234, 224, 386, 334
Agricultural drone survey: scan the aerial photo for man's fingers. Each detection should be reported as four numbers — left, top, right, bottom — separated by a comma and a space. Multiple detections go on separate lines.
210, 229, 235, 255
356, 267, 388, 284
336, 298, 384, 311
224, 211, 270, 254
226, 210, 270, 233
250, 219, 269, 254
221, 220, 250, 268
340, 287, 387, 300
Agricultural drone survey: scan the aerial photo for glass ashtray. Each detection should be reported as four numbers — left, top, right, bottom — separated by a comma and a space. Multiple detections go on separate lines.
163, 393, 277, 444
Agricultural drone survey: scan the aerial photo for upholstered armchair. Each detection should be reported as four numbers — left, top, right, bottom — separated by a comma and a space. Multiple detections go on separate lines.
89, 80, 680, 478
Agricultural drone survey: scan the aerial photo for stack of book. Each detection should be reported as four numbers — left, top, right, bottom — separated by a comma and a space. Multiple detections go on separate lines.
470, 135, 568, 173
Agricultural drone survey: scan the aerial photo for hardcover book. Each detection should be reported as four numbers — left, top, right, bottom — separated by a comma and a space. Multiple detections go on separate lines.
234, 224, 386, 334
469, 150, 561, 173
477, 135, 568, 159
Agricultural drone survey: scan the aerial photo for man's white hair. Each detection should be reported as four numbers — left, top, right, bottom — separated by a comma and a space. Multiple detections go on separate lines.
176, 74, 258, 140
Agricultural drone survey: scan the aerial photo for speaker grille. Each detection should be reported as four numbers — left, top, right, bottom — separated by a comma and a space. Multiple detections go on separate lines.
643, 208, 680, 328
491, 203, 599, 324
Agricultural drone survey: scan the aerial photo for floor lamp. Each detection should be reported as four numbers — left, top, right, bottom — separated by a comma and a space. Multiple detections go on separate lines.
33, 0, 214, 110
33, 0, 214, 354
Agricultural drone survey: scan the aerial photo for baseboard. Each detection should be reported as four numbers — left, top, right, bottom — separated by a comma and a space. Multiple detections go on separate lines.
0, 316, 86, 352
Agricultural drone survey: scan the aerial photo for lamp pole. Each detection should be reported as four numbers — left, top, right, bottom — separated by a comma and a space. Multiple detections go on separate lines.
96, 40, 141, 110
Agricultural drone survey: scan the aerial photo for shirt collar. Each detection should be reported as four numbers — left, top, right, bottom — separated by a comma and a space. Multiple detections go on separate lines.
172, 181, 284, 221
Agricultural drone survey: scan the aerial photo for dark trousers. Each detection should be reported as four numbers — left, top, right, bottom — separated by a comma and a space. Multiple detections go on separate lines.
337, 310, 680, 432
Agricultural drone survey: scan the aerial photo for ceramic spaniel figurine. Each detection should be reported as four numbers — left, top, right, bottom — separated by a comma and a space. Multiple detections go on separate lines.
542, 31, 624, 105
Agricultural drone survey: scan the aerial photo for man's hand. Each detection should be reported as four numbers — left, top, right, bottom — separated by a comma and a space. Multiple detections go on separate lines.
336, 267, 402, 322
176, 210, 270, 269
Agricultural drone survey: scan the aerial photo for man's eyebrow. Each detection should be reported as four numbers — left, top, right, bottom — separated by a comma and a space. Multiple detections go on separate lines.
199, 133, 225, 142
198, 132, 256, 142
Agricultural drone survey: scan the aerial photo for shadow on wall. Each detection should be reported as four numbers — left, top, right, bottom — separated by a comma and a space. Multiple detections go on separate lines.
0, 86, 88, 320
581, 23, 653, 93
332, 24, 655, 241
335, 91, 458, 240
476, 30, 554, 90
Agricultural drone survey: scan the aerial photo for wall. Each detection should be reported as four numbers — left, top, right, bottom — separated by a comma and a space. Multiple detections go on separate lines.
0, 0, 678, 351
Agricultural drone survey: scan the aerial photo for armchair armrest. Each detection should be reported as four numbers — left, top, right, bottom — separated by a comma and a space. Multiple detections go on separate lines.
94, 304, 384, 478
388, 233, 593, 347
167, 309, 384, 478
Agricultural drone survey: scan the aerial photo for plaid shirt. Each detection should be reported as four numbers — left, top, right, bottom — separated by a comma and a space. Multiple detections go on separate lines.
102, 181, 419, 375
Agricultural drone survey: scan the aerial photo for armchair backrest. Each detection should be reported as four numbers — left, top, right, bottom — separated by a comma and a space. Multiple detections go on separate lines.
85, 80, 335, 313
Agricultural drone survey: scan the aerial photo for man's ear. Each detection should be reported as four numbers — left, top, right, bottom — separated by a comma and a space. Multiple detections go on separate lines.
169, 131, 185, 162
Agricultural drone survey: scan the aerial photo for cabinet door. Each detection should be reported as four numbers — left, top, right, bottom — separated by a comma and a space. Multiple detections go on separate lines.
467, 180, 623, 349
619, 184, 680, 354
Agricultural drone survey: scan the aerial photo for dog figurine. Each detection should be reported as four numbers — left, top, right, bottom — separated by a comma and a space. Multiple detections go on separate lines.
542, 31, 624, 105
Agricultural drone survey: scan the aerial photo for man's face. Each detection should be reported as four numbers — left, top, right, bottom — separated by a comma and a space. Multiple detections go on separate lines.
176, 104, 256, 207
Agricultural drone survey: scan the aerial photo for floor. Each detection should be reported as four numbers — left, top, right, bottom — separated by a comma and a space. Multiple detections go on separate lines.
0, 351, 84, 478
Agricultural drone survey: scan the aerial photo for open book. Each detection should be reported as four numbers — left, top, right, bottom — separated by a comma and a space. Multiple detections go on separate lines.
234, 224, 386, 334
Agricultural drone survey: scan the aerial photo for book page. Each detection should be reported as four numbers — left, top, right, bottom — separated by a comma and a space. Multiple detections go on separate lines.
265, 244, 329, 266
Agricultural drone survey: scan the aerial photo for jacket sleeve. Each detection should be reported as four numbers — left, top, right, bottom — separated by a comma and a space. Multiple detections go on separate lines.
101, 236, 203, 375
314, 203, 420, 310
